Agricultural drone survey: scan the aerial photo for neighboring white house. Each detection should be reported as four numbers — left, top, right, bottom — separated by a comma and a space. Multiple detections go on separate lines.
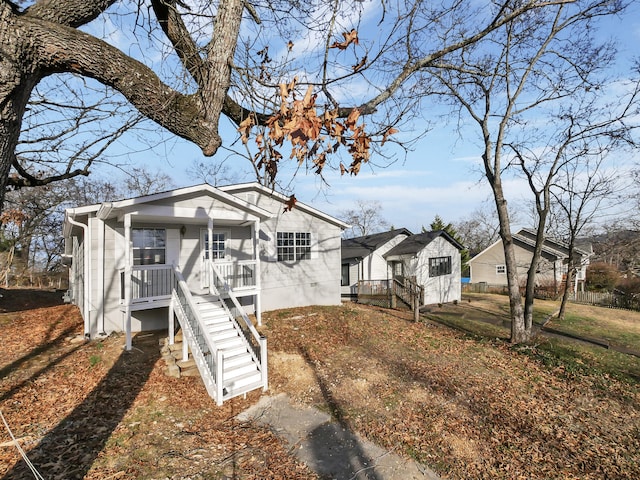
468, 228, 591, 292
62, 182, 348, 405
341, 228, 412, 298
384, 230, 464, 305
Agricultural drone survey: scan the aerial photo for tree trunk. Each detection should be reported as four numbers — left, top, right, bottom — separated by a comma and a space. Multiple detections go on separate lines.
492, 181, 531, 343
558, 244, 576, 320
0, 4, 35, 212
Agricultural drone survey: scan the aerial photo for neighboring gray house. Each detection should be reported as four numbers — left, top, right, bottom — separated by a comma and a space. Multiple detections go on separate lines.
468, 228, 591, 292
341, 228, 412, 298
384, 230, 464, 305
63, 182, 347, 405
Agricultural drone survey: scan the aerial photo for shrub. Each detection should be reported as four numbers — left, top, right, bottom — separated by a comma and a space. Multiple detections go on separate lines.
586, 262, 619, 292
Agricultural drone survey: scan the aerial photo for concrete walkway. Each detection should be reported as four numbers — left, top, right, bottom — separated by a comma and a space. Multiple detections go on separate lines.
238, 393, 440, 480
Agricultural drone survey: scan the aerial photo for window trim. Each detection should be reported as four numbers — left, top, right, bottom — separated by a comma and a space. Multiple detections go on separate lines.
428, 256, 452, 277
132, 228, 166, 265
277, 231, 312, 262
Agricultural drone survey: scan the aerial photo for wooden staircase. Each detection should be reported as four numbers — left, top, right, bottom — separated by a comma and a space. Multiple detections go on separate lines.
162, 293, 263, 401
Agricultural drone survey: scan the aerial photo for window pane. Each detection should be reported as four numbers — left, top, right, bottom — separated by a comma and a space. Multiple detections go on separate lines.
341, 264, 350, 286
429, 256, 452, 277
277, 232, 296, 261
296, 232, 311, 260
132, 228, 166, 265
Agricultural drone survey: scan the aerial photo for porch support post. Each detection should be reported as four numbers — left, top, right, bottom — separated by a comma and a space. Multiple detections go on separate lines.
168, 297, 175, 346
182, 336, 189, 362
124, 214, 132, 351
253, 220, 262, 326
208, 217, 214, 292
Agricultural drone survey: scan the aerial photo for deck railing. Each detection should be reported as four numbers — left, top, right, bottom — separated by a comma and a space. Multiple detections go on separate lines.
121, 265, 174, 303
121, 261, 256, 304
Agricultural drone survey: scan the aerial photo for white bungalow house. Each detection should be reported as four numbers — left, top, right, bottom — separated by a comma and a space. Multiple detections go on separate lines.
342, 229, 463, 307
63, 182, 348, 404
468, 228, 591, 293
384, 230, 464, 306
341, 228, 412, 298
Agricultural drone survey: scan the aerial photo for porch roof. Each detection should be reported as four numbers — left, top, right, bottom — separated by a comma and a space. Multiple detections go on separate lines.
220, 182, 350, 230
64, 183, 273, 236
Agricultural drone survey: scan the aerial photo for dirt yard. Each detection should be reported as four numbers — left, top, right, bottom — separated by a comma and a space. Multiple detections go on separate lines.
1, 289, 639, 479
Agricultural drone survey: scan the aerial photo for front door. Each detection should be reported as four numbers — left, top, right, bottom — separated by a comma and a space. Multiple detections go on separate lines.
200, 228, 229, 289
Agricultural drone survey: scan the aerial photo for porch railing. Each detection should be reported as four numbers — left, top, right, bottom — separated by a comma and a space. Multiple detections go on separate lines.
213, 260, 257, 291
209, 260, 268, 392
121, 265, 175, 303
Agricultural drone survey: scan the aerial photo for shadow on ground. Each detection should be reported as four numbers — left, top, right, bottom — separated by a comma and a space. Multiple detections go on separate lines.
2, 333, 160, 480
0, 289, 64, 313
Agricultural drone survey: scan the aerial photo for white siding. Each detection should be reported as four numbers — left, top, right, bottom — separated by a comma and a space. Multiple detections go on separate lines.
414, 236, 462, 305
361, 235, 409, 281
255, 193, 343, 311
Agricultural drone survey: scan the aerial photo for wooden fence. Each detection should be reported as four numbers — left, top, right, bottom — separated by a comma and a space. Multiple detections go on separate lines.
463, 283, 640, 312
568, 291, 640, 311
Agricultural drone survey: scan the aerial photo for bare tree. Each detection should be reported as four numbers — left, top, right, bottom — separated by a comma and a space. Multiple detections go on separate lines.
1, 0, 585, 212
431, 1, 639, 342
548, 153, 622, 320
123, 166, 175, 197
339, 200, 389, 238
186, 157, 241, 187
454, 200, 514, 256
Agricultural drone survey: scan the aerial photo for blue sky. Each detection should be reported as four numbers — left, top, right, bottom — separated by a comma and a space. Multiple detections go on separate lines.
88, 2, 640, 234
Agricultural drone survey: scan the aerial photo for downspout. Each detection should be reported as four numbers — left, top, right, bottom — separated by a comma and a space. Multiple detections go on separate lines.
66, 213, 91, 339
253, 220, 262, 325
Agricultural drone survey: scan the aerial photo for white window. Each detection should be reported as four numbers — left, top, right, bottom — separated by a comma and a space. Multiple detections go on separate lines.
496, 264, 506, 275
277, 231, 311, 261
132, 228, 166, 265
204, 231, 226, 260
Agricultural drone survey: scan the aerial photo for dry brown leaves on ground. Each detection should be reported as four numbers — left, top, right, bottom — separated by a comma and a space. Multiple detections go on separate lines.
1, 291, 639, 479
0, 290, 316, 480
262, 303, 640, 480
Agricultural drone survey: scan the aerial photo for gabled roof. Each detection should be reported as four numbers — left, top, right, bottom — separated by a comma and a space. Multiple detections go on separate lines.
468, 228, 592, 264
66, 183, 270, 218
219, 182, 349, 229
516, 228, 591, 258
384, 230, 464, 258
341, 228, 412, 260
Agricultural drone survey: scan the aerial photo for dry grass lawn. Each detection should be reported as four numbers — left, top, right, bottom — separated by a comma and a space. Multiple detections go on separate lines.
1, 289, 639, 479
263, 300, 640, 479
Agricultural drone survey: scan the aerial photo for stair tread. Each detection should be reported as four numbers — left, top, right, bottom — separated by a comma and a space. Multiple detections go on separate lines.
223, 369, 261, 385
224, 360, 257, 376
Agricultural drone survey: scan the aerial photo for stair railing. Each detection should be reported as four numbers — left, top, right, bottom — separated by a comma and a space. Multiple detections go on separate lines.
208, 260, 268, 392
393, 276, 424, 311
171, 266, 225, 404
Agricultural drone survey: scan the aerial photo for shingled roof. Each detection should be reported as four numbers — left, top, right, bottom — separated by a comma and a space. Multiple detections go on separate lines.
341, 228, 412, 261
384, 230, 465, 258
